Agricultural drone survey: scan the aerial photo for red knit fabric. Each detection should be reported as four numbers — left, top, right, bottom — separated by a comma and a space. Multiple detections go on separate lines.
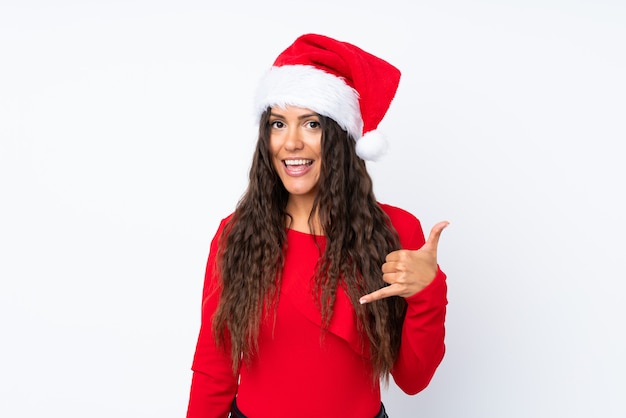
187, 204, 447, 418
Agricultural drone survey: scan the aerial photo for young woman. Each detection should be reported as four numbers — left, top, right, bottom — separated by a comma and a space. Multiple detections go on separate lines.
187, 33, 449, 418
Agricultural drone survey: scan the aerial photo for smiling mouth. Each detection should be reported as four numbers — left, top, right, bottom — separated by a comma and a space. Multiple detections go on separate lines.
283, 159, 313, 167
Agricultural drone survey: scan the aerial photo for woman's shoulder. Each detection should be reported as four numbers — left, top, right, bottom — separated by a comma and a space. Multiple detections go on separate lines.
378, 202, 425, 249
219, 212, 235, 225
378, 202, 420, 227
209, 212, 235, 240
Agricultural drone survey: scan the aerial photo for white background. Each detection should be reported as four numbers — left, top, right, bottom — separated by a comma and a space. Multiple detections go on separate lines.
1, 1, 625, 417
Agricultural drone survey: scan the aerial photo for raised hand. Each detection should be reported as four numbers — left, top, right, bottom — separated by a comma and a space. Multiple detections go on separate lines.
359, 221, 449, 304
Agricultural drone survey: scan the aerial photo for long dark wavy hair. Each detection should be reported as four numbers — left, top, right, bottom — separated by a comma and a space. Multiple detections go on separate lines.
212, 109, 408, 382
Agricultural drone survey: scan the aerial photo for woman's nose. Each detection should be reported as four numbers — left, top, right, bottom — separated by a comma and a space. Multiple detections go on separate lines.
284, 127, 304, 151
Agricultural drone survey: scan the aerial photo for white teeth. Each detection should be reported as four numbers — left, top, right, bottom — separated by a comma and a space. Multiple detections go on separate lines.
284, 159, 312, 166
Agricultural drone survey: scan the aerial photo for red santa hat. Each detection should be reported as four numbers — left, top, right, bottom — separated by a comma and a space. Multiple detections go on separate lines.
254, 33, 401, 161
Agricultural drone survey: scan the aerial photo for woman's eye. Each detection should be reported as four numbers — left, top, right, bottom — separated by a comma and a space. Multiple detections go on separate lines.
306, 121, 320, 129
270, 120, 284, 129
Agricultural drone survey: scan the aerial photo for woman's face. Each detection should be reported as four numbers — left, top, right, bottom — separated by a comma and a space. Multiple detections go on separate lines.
268, 106, 323, 201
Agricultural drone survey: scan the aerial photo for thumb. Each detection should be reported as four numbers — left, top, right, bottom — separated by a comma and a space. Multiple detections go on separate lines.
424, 221, 450, 253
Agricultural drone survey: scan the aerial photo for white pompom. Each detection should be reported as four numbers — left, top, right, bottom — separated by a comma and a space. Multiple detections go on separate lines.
355, 130, 388, 161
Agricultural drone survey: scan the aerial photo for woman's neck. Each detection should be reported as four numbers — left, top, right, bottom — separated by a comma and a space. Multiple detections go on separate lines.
285, 195, 322, 235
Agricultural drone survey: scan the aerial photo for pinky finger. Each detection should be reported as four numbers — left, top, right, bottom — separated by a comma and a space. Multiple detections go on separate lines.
359, 284, 399, 304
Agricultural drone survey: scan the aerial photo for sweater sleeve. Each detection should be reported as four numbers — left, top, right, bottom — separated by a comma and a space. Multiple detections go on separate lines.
390, 218, 448, 395
186, 217, 238, 418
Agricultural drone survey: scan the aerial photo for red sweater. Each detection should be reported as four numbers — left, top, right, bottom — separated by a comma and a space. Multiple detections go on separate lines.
187, 204, 447, 418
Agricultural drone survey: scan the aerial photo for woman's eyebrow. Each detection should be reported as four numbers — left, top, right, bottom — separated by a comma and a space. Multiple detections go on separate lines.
269, 112, 318, 120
